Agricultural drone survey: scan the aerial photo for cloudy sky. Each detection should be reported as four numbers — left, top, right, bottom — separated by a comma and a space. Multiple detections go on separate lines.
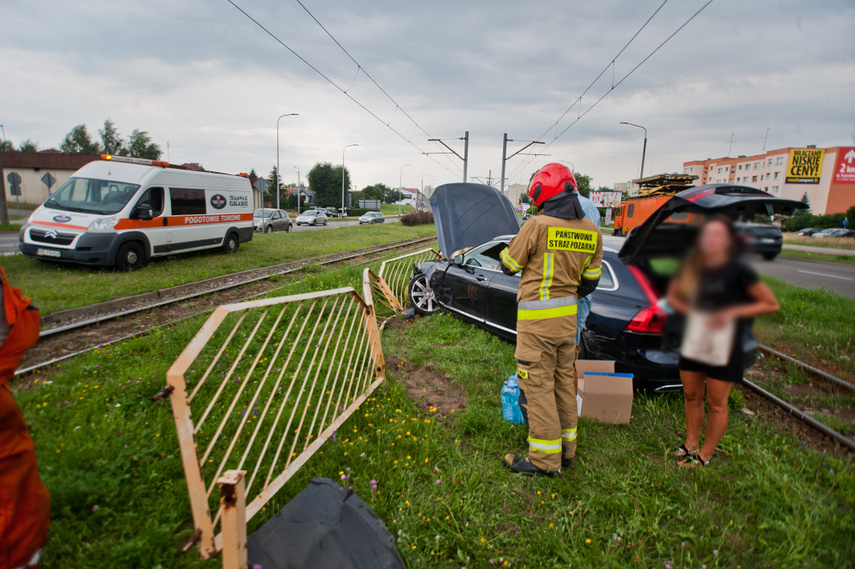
2, 0, 853, 193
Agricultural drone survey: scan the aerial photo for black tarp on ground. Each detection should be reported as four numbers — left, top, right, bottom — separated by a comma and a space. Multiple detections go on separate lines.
247, 478, 405, 569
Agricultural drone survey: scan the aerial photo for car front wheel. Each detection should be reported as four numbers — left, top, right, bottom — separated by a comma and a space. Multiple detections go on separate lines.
408, 273, 440, 315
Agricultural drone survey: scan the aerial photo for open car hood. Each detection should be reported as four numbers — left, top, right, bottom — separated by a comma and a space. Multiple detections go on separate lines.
619, 184, 807, 265
430, 183, 520, 259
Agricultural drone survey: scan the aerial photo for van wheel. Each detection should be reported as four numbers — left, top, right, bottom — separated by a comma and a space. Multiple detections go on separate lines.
116, 242, 144, 271
222, 232, 239, 253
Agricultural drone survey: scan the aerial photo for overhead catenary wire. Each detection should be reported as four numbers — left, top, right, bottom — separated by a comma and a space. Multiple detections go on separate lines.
226, 0, 462, 178
509, 0, 715, 182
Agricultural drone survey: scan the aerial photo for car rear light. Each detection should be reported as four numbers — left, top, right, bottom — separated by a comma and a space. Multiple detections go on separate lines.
625, 265, 668, 334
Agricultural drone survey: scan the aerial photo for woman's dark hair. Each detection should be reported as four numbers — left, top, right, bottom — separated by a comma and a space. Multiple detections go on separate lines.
677, 214, 740, 301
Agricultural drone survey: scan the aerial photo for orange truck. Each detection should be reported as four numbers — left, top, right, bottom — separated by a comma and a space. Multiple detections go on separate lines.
612, 174, 698, 236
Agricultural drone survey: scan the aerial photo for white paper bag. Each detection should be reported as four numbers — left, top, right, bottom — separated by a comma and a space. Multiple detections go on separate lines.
680, 311, 736, 367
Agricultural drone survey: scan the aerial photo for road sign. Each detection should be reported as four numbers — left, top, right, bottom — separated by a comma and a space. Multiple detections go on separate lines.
41, 172, 57, 192
6, 172, 22, 196
253, 178, 267, 193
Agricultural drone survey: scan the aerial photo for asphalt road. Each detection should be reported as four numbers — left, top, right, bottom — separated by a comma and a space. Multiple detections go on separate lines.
0, 233, 20, 255
750, 256, 855, 298
602, 233, 855, 298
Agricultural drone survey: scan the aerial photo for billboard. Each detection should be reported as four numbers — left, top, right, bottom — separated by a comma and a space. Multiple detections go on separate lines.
785, 148, 824, 184
590, 189, 622, 208
833, 147, 855, 184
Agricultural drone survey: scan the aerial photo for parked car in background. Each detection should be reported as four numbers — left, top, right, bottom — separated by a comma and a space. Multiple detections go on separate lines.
253, 208, 293, 233
317, 208, 339, 219
358, 211, 385, 224
795, 227, 820, 236
736, 223, 782, 260
812, 228, 848, 238
295, 209, 328, 226
409, 183, 805, 390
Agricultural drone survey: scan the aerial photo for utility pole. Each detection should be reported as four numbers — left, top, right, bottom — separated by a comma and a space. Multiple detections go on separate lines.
500, 133, 545, 194
463, 131, 469, 183
762, 126, 770, 153
728, 132, 734, 157
427, 132, 469, 183
0, 150, 8, 225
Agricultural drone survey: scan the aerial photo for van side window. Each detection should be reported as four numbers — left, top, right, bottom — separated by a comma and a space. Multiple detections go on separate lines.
136, 187, 165, 217
170, 188, 206, 215
627, 204, 635, 218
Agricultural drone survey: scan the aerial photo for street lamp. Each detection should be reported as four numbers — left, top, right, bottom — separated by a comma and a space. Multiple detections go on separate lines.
399, 163, 411, 215
276, 113, 298, 210
558, 160, 575, 172
619, 122, 647, 180
342, 143, 358, 214
294, 166, 301, 214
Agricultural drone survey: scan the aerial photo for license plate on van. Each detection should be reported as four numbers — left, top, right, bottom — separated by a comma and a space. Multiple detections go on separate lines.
36, 248, 62, 258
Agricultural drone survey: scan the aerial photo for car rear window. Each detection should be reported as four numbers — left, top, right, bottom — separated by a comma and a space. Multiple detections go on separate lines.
744, 226, 781, 238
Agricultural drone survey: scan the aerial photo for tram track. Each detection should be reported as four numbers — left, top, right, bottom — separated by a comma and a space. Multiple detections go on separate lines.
16, 237, 434, 378
742, 344, 855, 453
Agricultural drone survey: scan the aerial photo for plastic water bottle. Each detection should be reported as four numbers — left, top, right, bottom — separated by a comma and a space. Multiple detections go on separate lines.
501, 375, 524, 424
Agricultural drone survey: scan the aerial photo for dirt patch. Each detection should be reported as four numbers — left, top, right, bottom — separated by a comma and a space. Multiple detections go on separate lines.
387, 356, 467, 422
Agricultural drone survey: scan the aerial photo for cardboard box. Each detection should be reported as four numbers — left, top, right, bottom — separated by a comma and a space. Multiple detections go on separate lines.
576, 359, 634, 424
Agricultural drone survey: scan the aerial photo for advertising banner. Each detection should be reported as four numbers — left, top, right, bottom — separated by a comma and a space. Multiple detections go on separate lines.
785, 148, 824, 184
833, 147, 855, 184
591, 190, 622, 208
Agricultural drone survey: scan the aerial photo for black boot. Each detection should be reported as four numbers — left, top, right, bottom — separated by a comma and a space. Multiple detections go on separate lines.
503, 454, 556, 478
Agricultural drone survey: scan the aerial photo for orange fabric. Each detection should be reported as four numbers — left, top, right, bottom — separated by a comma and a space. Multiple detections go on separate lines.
0, 267, 50, 569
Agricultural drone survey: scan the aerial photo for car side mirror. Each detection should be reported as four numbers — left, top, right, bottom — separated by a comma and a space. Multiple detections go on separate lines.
134, 204, 153, 221
452, 254, 464, 265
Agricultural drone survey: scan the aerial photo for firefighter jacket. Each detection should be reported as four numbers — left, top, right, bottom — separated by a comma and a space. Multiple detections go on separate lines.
500, 214, 603, 321
0, 267, 50, 569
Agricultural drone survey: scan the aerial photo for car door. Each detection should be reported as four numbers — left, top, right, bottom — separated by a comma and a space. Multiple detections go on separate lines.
440, 242, 503, 322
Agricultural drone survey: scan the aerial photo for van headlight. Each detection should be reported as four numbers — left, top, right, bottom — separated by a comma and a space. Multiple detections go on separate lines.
89, 216, 120, 231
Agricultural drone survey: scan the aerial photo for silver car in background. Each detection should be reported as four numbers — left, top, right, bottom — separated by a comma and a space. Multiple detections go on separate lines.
295, 209, 328, 226
358, 211, 385, 224
253, 209, 293, 233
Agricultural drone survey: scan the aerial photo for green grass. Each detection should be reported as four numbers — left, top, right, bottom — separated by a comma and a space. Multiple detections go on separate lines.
381, 204, 415, 216
755, 277, 855, 377
0, 224, 21, 231
13, 262, 855, 568
0, 223, 436, 315
779, 249, 855, 265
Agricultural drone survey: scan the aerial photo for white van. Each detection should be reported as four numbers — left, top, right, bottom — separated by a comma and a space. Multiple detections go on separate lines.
19, 155, 255, 270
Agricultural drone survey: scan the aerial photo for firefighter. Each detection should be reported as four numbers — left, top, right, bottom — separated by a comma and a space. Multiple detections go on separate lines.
0, 267, 50, 569
500, 163, 603, 476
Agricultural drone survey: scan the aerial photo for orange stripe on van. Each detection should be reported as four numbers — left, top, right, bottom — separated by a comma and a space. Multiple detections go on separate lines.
31, 220, 88, 231
114, 213, 253, 230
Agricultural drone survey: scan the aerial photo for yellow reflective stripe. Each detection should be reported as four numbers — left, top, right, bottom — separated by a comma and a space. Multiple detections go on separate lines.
528, 437, 562, 453
539, 253, 554, 301
517, 304, 577, 320
561, 428, 577, 441
500, 248, 522, 272
582, 266, 601, 279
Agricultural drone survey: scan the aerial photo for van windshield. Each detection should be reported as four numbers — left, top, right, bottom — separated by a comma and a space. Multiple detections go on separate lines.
44, 177, 141, 215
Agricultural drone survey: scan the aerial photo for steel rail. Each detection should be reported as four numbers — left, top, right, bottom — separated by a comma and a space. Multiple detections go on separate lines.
742, 378, 855, 452
757, 344, 855, 392
15, 240, 433, 377
38, 237, 435, 339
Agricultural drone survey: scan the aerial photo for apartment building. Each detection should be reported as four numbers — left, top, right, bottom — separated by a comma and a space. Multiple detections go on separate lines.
683, 146, 855, 214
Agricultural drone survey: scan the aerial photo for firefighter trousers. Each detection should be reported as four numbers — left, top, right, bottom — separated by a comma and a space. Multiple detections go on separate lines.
514, 314, 577, 472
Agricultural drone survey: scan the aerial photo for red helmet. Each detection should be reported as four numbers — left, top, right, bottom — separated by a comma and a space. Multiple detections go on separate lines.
528, 163, 578, 207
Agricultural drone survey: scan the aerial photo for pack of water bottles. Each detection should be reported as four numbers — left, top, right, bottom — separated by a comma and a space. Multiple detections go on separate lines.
501, 374, 525, 424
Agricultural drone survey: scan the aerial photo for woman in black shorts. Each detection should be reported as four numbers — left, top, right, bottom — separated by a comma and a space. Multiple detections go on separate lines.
666, 215, 780, 467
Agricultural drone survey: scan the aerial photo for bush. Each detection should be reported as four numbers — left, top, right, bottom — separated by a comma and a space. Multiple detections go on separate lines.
400, 210, 434, 226
781, 212, 846, 232
347, 208, 371, 217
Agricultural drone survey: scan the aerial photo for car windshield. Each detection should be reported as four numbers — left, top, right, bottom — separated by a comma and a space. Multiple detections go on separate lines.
254, 209, 274, 218
44, 177, 140, 215
300, 210, 317, 216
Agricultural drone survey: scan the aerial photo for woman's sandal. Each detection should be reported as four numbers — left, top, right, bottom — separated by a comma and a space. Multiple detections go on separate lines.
678, 454, 710, 468
674, 444, 697, 458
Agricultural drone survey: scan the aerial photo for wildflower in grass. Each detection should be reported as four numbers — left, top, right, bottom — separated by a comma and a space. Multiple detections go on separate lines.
435, 479, 441, 486
92, 505, 99, 512
585, 539, 591, 544
713, 549, 718, 555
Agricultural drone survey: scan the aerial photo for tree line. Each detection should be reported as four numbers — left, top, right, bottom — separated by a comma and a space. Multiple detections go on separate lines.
0, 120, 162, 159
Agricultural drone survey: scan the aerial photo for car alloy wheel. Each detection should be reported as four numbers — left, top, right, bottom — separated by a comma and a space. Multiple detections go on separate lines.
408, 273, 440, 315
